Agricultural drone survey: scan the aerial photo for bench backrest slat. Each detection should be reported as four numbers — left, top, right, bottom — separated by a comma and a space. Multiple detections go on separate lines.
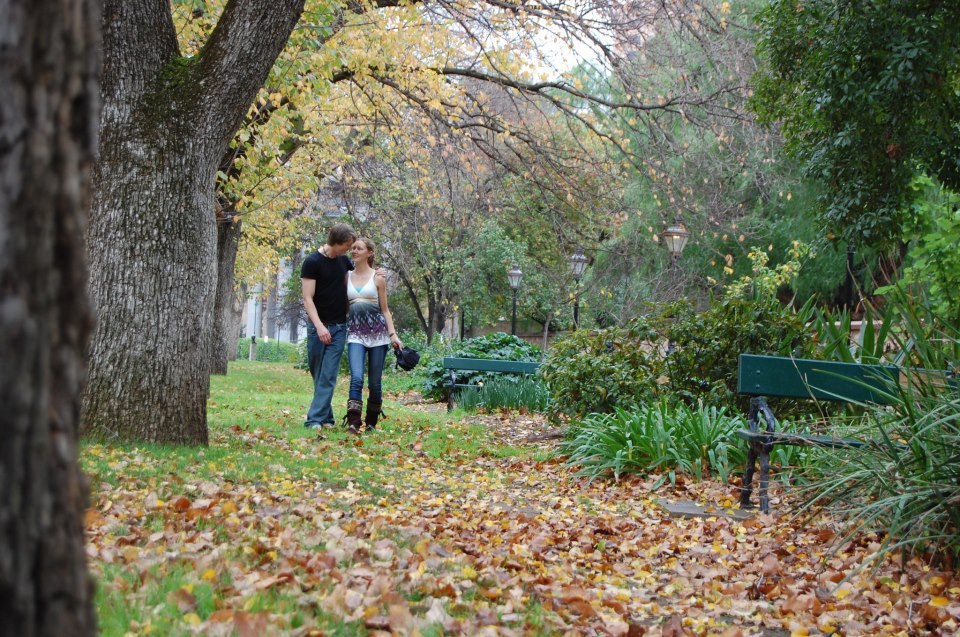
737, 354, 899, 404
443, 357, 540, 374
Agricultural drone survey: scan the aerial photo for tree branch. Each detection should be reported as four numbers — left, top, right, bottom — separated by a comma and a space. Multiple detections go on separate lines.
101, 0, 179, 106
196, 0, 305, 150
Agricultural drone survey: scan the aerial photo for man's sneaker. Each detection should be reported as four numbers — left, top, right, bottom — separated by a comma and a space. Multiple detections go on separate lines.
305, 422, 323, 431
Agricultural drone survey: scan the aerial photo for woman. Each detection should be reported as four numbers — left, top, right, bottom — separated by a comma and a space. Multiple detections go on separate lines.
345, 237, 402, 433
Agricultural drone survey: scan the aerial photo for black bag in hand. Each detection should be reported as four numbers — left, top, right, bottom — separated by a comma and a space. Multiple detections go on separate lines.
394, 345, 420, 371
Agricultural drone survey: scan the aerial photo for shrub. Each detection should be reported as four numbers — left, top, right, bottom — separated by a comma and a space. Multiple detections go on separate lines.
544, 244, 824, 420
394, 328, 446, 374
812, 302, 898, 365
237, 337, 300, 364
561, 401, 747, 483
542, 296, 818, 420
420, 332, 541, 401
664, 294, 818, 413
455, 375, 553, 413
539, 317, 665, 419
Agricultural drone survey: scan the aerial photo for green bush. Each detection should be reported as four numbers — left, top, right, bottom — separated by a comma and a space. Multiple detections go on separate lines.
541, 297, 818, 420
295, 337, 308, 370
455, 376, 553, 413
561, 401, 747, 483
664, 295, 817, 412
237, 337, 300, 364
539, 317, 665, 419
420, 332, 541, 401
394, 329, 446, 374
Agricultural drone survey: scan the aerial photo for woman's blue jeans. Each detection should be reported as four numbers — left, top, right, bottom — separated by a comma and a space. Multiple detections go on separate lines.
305, 323, 346, 427
347, 342, 389, 403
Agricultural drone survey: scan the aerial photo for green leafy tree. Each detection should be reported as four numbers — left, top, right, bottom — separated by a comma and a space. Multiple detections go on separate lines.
752, 0, 960, 249
887, 176, 960, 325
580, 0, 833, 318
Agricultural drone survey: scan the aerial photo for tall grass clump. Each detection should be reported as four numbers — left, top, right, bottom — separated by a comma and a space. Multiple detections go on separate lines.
455, 376, 552, 413
802, 290, 960, 562
237, 337, 300, 363
561, 401, 747, 484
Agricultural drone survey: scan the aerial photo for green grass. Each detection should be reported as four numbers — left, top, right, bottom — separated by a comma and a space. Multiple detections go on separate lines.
82, 360, 549, 637
83, 361, 489, 497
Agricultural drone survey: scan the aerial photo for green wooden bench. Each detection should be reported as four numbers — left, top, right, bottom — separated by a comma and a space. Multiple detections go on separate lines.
443, 357, 541, 411
737, 354, 908, 513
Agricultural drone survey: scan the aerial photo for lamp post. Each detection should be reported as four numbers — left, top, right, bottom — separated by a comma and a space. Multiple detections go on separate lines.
507, 264, 523, 336
568, 249, 588, 329
661, 216, 690, 355
662, 216, 690, 271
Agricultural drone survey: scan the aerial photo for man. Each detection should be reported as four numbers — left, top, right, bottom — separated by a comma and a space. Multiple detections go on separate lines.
301, 223, 357, 429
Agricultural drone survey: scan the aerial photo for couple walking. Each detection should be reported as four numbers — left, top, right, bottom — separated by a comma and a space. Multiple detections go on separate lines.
301, 223, 403, 434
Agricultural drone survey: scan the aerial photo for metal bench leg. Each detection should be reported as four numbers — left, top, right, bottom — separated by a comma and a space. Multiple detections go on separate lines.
740, 444, 757, 509
739, 398, 761, 508
447, 371, 455, 412
753, 397, 777, 514
758, 444, 771, 513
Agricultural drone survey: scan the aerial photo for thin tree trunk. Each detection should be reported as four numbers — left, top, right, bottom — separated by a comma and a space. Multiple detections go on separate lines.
0, 0, 100, 633
212, 212, 243, 374
227, 283, 247, 360
434, 302, 448, 342
540, 310, 553, 356
287, 253, 302, 343
266, 271, 279, 339
395, 266, 430, 339
82, 0, 305, 444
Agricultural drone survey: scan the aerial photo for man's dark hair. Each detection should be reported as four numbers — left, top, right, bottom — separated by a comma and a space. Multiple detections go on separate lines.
328, 223, 357, 246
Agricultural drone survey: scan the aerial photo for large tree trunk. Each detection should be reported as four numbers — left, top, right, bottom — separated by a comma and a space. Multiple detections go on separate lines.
0, 0, 100, 634
212, 212, 243, 374
85, 127, 218, 443
81, 0, 305, 444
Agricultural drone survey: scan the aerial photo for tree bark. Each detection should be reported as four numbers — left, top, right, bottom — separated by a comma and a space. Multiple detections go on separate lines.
0, 0, 100, 634
82, 0, 305, 444
287, 253, 302, 343
229, 283, 248, 358
540, 310, 553, 355
212, 212, 243, 374
266, 272, 279, 339
395, 265, 430, 340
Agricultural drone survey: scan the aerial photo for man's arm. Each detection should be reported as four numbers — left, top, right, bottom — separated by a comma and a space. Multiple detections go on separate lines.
302, 278, 331, 344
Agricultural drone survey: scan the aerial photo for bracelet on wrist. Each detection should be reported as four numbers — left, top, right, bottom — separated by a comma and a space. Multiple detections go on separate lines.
389, 332, 396, 337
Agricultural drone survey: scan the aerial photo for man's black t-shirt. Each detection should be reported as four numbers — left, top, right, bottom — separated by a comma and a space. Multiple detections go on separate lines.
301, 249, 354, 324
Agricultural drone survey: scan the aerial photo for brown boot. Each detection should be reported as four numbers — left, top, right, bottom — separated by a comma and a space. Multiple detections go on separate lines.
364, 401, 383, 432
345, 399, 363, 434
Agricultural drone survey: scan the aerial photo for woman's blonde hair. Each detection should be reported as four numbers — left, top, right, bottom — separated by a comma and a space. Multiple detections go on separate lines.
357, 237, 376, 266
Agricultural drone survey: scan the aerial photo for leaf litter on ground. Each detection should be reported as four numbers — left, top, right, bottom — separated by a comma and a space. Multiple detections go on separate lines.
83, 362, 960, 636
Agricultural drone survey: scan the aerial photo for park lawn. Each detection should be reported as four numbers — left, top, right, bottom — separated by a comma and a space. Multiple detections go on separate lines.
82, 361, 541, 637
82, 361, 957, 637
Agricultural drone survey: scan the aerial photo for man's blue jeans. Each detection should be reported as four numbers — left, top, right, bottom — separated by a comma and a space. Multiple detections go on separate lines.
305, 323, 346, 427
347, 342, 389, 403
